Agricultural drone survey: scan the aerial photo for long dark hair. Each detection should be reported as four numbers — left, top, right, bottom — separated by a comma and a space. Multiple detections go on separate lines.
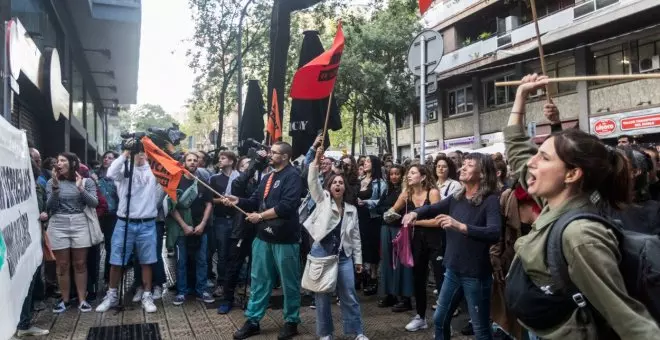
618, 146, 650, 202
553, 129, 631, 209
324, 172, 356, 205
340, 155, 359, 185
454, 152, 498, 206
367, 155, 383, 194
433, 155, 457, 182
57, 152, 80, 181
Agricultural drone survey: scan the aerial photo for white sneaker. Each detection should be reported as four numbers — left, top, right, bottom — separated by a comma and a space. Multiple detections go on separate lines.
355, 335, 369, 340
132, 288, 145, 303
142, 292, 157, 313
405, 315, 428, 332
16, 326, 50, 337
319, 336, 333, 340
95, 290, 119, 312
153, 286, 163, 300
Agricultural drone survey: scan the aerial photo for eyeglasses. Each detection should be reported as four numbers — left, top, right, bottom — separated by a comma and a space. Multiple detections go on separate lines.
269, 150, 283, 156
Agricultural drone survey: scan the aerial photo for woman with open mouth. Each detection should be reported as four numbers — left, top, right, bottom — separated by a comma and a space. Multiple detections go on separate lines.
304, 147, 369, 340
501, 73, 659, 339
401, 154, 501, 340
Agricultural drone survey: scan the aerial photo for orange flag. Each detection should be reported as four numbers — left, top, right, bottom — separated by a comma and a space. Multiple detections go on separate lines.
141, 136, 186, 201
419, 0, 432, 15
266, 88, 282, 145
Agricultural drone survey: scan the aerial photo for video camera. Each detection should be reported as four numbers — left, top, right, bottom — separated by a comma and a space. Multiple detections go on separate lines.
243, 138, 270, 172
120, 123, 187, 158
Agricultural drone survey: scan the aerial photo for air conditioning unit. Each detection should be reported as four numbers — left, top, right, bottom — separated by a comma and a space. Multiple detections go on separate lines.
640, 55, 660, 73
427, 109, 438, 121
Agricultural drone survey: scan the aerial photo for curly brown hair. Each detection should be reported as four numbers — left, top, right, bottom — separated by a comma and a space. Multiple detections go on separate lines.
404, 164, 437, 199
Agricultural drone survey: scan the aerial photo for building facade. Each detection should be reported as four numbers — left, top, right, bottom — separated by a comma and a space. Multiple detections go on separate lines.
397, 0, 660, 159
0, 0, 141, 163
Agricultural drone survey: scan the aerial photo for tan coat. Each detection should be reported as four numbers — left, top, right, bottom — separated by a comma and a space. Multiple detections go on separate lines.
504, 124, 659, 339
490, 188, 524, 340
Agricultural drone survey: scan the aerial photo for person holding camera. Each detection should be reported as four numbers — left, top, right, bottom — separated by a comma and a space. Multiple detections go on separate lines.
96, 141, 162, 313
221, 141, 303, 340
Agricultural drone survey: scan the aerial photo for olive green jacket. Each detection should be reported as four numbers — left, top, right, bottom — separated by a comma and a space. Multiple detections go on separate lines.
504, 124, 659, 339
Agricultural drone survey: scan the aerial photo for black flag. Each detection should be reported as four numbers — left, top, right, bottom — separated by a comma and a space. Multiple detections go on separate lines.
289, 30, 342, 159
238, 80, 266, 156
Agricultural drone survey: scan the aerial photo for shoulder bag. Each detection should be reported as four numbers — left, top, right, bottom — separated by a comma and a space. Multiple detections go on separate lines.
83, 179, 104, 245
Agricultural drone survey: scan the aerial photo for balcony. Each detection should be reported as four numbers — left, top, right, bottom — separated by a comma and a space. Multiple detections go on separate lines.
88, 0, 141, 23
422, 0, 491, 30
434, 7, 574, 75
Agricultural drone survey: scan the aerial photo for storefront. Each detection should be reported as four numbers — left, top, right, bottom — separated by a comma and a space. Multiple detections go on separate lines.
443, 136, 475, 149
590, 106, 660, 143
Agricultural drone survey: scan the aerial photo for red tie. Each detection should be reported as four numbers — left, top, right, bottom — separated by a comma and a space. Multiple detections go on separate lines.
263, 173, 275, 199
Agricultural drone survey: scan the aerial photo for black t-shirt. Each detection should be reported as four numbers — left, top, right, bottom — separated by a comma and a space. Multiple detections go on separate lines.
178, 177, 212, 224
209, 173, 234, 217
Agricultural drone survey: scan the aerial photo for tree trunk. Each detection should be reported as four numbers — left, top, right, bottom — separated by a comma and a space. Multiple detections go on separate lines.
384, 110, 392, 154
217, 90, 226, 149
351, 110, 358, 156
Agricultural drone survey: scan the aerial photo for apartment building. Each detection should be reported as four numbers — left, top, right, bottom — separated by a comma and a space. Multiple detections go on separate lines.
397, 0, 660, 159
1, 0, 141, 162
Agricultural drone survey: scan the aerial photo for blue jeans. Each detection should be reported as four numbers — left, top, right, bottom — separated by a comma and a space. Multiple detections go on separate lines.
175, 234, 208, 296
213, 217, 233, 285
311, 243, 364, 337
134, 222, 167, 287
433, 270, 493, 340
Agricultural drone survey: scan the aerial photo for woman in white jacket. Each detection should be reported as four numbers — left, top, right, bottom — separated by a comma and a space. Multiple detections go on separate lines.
304, 148, 369, 340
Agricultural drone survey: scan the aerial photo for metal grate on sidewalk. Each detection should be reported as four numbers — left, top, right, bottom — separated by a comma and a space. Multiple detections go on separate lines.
87, 323, 161, 340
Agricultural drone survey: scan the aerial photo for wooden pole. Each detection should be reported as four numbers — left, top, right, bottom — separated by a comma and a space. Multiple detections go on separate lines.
319, 91, 334, 148
496, 73, 660, 86
185, 170, 249, 216
529, 0, 552, 102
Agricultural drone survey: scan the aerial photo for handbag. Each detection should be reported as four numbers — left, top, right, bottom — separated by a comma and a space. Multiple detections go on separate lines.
83, 179, 104, 245
392, 203, 414, 268
301, 253, 339, 293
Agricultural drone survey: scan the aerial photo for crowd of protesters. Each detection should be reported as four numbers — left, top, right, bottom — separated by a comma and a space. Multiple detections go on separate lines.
12, 75, 660, 340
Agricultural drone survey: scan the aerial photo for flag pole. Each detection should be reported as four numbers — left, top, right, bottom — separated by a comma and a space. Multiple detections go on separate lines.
530, 0, 552, 103
319, 91, 334, 148
495, 73, 660, 86
184, 170, 249, 216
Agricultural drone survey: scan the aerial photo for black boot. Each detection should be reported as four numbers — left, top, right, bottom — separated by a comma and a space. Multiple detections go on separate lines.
233, 320, 260, 339
378, 294, 397, 308
391, 297, 413, 312
277, 322, 299, 340
363, 278, 378, 296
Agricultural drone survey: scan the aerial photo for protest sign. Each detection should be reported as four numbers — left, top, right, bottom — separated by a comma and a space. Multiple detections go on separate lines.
0, 117, 42, 340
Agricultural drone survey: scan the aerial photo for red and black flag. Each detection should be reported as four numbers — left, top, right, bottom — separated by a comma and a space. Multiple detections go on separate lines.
266, 88, 283, 145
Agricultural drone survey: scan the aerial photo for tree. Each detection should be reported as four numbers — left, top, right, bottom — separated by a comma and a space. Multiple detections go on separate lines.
188, 0, 272, 148
335, 0, 420, 154
118, 104, 178, 134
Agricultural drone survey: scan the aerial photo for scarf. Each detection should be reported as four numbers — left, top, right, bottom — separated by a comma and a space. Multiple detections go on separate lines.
513, 185, 541, 215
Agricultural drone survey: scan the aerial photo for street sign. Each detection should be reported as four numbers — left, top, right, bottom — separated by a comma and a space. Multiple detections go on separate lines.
414, 73, 438, 97
407, 30, 444, 76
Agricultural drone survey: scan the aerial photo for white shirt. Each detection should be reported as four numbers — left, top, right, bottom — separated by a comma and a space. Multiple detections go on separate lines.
106, 154, 163, 219
437, 178, 462, 200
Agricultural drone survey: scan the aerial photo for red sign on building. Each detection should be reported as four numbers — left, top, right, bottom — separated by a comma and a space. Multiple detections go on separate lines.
594, 119, 616, 135
621, 114, 660, 131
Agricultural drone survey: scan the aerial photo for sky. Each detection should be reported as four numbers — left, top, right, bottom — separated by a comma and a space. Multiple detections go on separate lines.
136, 0, 195, 115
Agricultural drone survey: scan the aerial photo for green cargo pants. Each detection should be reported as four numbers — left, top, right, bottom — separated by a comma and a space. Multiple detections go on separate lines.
245, 238, 301, 324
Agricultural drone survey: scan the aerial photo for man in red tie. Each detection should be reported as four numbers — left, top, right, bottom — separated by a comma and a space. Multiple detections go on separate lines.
222, 141, 303, 340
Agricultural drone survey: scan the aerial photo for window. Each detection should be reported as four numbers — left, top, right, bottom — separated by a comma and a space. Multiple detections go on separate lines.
71, 62, 84, 123
86, 91, 95, 139
593, 44, 630, 85
396, 112, 411, 129
483, 74, 516, 108
527, 59, 577, 93
447, 86, 473, 117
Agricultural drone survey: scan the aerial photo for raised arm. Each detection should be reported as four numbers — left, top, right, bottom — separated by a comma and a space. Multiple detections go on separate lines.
307, 159, 326, 205
106, 151, 129, 181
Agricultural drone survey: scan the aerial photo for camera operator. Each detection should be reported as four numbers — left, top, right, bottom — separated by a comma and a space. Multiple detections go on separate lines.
217, 150, 266, 314
221, 141, 303, 340
95, 139, 162, 313
208, 151, 240, 296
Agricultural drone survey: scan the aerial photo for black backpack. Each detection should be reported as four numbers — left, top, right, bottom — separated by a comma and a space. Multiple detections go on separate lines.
545, 209, 660, 323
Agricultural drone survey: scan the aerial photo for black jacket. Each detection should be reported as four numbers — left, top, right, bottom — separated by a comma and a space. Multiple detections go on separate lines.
238, 164, 303, 244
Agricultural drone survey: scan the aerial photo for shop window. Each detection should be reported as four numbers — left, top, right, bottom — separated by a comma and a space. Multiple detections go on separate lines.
86, 91, 95, 139
483, 74, 516, 109
96, 113, 104, 153
593, 44, 630, 85
447, 86, 473, 117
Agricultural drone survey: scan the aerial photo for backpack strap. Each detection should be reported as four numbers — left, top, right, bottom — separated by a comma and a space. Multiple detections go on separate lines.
544, 209, 622, 305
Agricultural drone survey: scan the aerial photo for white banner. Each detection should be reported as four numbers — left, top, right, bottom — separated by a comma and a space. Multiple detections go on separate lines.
0, 117, 42, 340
